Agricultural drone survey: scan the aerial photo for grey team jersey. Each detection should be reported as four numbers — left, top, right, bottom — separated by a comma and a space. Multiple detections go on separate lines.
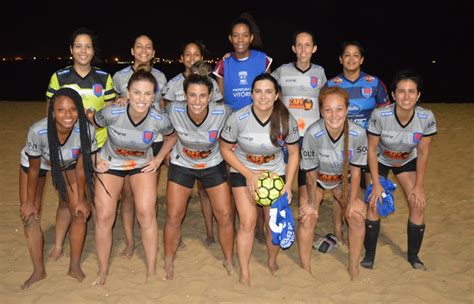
220, 104, 300, 176
167, 101, 231, 169
21, 118, 98, 170
94, 105, 174, 171
162, 73, 223, 103
301, 119, 367, 189
271, 63, 327, 136
367, 104, 437, 167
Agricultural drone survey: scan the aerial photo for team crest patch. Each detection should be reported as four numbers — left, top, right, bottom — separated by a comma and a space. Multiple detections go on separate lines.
413, 132, 423, 143
310, 76, 319, 88
92, 84, 103, 97
341, 149, 353, 160
332, 77, 343, 85
361, 87, 372, 98
71, 148, 81, 159
208, 130, 218, 143
142, 131, 154, 144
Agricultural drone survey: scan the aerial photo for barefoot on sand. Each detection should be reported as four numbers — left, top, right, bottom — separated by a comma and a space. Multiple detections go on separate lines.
163, 261, 174, 280
178, 239, 186, 251
92, 271, 108, 286
20, 271, 47, 290
205, 235, 215, 246
268, 262, 279, 276
119, 244, 135, 259
67, 266, 86, 282
48, 246, 64, 261
348, 266, 360, 281
223, 261, 235, 276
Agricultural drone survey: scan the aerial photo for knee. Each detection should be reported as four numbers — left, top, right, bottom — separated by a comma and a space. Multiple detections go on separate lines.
299, 216, 317, 231
165, 214, 183, 229
346, 214, 365, 230
239, 219, 256, 234
214, 208, 232, 224
136, 212, 155, 228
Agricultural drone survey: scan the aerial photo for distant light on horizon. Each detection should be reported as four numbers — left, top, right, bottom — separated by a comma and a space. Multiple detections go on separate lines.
432, 60, 437, 64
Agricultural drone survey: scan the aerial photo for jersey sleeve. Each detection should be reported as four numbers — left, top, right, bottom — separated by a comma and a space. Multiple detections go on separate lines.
156, 74, 168, 97
423, 110, 437, 136
162, 81, 176, 102
375, 79, 390, 107
270, 66, 281, 81
24, 126, 42, 158
112, 72, 122, 95
220, 112, 238, 143
350, 132, 368, 167
300, 130, 319, 171
211, 78, 223, 102
320, 68, 328, 87
104, 74, 116, 101
213, 59, 225, 78
159, 112, 175, 136
285, 115, 300, 144
367, 110, 382, 135
265, 55, 273, 72
46, 72, 60, 99
88, 124, 99, 153
94, 107, 112, 128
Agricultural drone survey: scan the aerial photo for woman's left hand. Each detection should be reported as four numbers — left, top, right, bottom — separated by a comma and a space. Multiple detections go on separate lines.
408, 185, 426, 211
280, 184, 292, 204
74, 200, 91, 222
142, 158, 162, 173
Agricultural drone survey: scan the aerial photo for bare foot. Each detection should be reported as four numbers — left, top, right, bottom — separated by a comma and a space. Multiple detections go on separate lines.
205, 235, 215, 246
223, 261, 235, 276
239, 273, 250, 286
145, 269, 157, 284
48, 246, 64, 261
348, 266, 360, 281
68, 266, 86, 282
163, 261, 174, 280
92, 271, 108, 286
119, 243, 135, 259
20, 271, 47, 289
268, 262, 279, 275
178, 239, 186, 251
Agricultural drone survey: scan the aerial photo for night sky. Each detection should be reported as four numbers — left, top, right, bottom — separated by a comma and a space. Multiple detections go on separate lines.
1, 1, 472, 102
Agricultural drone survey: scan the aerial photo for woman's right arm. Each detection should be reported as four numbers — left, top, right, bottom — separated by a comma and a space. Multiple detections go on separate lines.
20, 157, 41, 222
367, 134, 382, 209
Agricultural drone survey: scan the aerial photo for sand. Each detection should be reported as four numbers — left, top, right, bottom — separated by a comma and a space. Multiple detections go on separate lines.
0, 102, 473, 303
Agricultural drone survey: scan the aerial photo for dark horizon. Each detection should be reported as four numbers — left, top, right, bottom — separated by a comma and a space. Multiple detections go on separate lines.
1, 1, 472, 102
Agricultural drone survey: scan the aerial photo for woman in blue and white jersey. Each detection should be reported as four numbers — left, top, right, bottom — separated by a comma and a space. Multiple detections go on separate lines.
362, 70, 437, 271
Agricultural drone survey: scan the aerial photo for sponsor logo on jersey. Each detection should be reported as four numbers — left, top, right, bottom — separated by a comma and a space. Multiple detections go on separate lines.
95, 70, 107, 75
111, 108, 126, 115
211, 109, 224, 115
238, 112, 250, 120
193, 163, 207, 169
331, 77, 343, 85
71, 148, 81, 159
92, 84, 103, 97
183, 147, 211, 159
302, 150, 315, 158
150, 112, 162, 120
314, 130, 325, 139
310, 76, 319, 88
239, 71, 248, 85
412, 132, 423, 143
317, 171, 342, 183
417, 113, 428, 119
73, 127, 80, 133
208, 130, 218, 143
381, 111, 393, 116
297, 119, 305, 131
38, 129, 48, 135
115, 148, 144, 157
361, 87, 372, 98
174, 107, 186, 113
349, 130, 359, 137
427, 121, 436, 129
364, 75, 375, 82
349, 104, 362, 113
383, 149, 409, 160
142, 131, 154, 144
246, 153, 275, 165
288, 98, 313, 110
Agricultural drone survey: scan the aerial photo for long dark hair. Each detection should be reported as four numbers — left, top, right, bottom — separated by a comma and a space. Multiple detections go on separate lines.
47, 88, 94, 204
318, 86, 350, 208
230, 12, 264, 51
251, 74, 289, 147
69, 27, 101, 65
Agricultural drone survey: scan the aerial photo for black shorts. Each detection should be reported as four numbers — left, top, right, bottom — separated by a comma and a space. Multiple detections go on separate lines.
168, 161, 228, 189
152, 141, 163, 157
21, 165, 48, 177
230, 172, 286, 187
367, 158, 417, 178
105, 168, 143, 178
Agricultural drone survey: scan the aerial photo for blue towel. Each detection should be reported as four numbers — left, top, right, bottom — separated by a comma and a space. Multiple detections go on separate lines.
269, 193, 295, 249
365, 176, 397, 217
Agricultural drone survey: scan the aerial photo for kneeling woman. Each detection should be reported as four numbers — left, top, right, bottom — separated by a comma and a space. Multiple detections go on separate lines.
93, 70, 176, 284
220, 74, 300, 285
299, 86, 367, 280
163, 74, 234, 280
362, 70, 437, 271
19, 88, 96, 289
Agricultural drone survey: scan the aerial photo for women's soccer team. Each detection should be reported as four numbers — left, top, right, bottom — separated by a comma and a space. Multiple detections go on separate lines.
18, 15, 437, 289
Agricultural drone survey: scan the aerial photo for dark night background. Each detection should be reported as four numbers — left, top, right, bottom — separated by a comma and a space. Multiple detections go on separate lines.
1, 1, 472, 102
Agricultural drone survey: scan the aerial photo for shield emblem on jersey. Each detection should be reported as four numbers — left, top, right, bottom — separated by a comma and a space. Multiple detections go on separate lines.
92, 84, 103, 97
412, 132, 423, 143
208, 130, 218, 143
361, 87, 372, 98
310, 77, 319, 88
143, 131, 154, 144
71, 148, 80, 159
341, 149, 353, 160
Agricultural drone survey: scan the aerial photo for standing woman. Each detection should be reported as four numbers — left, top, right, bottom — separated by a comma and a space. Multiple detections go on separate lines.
162, 41, 223, 245
92, 70, 176, 284
362, 70, 437, 271
213, 13, 272, 112
112, 34, 168, 258
45, 27, 115, 260
19, 88, 96, 289
220, 74, 299, 285
163, 74, 234, 280
299, 86, 367, 280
